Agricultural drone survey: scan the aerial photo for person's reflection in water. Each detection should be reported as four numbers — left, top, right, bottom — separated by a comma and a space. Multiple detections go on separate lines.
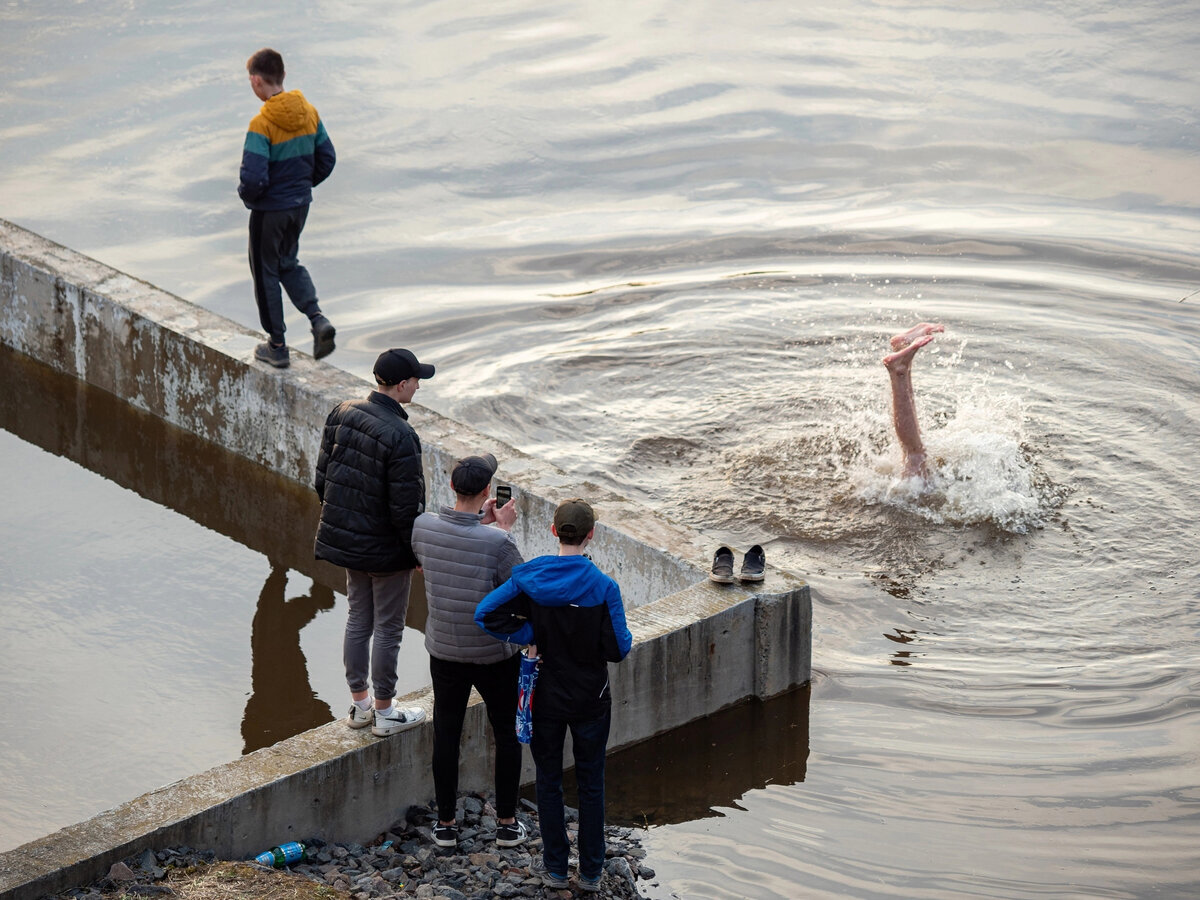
241, 565, 336, 753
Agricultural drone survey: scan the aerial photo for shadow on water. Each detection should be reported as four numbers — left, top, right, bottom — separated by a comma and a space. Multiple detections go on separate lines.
0, 344, 430, 756
0, 344, 342, 592
528, 685, 810, 829
241, 565, 335, 753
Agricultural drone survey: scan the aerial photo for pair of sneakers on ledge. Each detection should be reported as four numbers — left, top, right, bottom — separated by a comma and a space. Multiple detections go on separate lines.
347, 700, 426, 737
709, 544, 765, 584
254, 314, 337, 368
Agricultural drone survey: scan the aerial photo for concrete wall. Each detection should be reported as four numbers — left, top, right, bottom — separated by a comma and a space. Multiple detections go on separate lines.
0, 343, 345, 594
0, 218, 810, 900
0, 218, 706, 610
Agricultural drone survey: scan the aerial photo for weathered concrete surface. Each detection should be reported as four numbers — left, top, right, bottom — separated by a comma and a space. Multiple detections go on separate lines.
0, 579, 808, 900
0, 344, 344, 592
1, 217, 705, 610
0, 218, 810, 899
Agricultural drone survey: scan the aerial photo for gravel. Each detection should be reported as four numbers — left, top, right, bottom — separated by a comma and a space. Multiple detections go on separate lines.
56, 793, 657, 899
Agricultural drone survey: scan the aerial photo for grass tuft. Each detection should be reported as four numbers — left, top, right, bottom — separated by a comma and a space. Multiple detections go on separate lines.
114, 861, 350, 900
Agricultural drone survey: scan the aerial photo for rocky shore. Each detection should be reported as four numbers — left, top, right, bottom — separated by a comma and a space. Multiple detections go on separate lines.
55, 794, 656, 899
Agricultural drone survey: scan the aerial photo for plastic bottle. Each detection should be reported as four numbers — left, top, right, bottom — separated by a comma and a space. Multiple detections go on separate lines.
255, 841, 307, 868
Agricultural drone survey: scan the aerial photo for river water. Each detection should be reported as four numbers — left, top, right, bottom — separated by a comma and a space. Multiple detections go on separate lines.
2, 1, 1199, 896
0, 345, 440, 854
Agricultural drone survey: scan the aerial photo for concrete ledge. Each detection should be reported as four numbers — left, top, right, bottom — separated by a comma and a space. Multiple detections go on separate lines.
0, 578, 808, 900
0, 344, 344, 592
1, 217, 705, 610
0, 218, 810, 899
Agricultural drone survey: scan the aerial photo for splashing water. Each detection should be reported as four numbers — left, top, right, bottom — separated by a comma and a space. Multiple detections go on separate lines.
852, 385, 1047, 533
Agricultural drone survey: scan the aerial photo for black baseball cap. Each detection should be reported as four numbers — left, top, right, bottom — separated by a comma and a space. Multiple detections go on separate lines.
451, 453, 498, 495
553, 498, 595, 539
373, 348, 435, 385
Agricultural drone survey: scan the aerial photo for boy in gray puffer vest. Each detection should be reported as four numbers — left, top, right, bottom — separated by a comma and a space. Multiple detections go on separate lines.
410, 453, 527, 850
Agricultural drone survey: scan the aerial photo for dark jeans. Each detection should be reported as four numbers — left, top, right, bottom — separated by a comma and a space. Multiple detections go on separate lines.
248, 205, 321, 345
530, 709, 611, 879
430, 653, 522, 822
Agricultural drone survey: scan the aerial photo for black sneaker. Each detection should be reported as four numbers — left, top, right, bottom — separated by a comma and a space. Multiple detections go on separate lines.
432, 822, 459, 848
496, 819, 527, 847
739, 544, 766, 582
254, 341, 290, 368
710, 546, 734, 583
311, 315, 336, 360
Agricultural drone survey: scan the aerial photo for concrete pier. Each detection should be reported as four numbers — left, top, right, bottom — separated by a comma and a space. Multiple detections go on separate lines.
0, 218, 810, 900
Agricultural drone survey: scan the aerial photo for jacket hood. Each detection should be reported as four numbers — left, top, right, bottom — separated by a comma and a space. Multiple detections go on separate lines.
510, 555, 608, 606
260, 90, 312, 132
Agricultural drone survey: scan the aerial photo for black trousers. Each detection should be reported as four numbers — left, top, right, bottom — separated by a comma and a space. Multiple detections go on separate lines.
430, 653, 522, 821
247, 205, 321, 345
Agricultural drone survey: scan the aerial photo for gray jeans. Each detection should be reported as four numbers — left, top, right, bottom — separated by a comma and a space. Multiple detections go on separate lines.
343, 568, 413, 701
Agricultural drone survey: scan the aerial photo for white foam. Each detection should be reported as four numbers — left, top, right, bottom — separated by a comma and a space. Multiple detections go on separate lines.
851, 385, 1045, 533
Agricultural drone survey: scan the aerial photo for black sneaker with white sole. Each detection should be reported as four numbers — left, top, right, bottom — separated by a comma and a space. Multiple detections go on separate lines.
496, 819, 527, 847
432, 822, 459, 848
710, 546, 735, 583
739, 544, 766, 582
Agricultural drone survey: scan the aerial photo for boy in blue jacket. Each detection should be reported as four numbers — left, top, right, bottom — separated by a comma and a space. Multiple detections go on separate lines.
239, 47, 336, 369
475, 499, 633, 893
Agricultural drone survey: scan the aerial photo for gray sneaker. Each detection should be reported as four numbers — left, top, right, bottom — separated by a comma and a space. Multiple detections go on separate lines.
579, 872, 602, 893
371, 704, 426, 737
530, 861, 568, 889
311, 315, 336, 360
254, 341, 289, 368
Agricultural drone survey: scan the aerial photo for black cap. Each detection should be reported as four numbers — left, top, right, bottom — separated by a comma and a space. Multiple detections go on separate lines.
374, 348, 435, 385
451, 453, 498, 495
553, 498, 595, 539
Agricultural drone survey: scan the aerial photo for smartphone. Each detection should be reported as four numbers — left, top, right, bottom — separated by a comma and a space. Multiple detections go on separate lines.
495, 483, 513, 507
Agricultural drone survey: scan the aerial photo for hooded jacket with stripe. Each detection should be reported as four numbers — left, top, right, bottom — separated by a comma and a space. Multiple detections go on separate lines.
239, 89, 335, 211
475, 554, 632, 721
411, 507, 524, 665
314, 392, 424, 572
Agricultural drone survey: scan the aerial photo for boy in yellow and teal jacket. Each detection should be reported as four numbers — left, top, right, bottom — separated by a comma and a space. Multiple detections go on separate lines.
239, 47, 337, 368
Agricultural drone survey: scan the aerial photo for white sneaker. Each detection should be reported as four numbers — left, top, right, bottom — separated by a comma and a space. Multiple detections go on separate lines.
347, 703, 374, 729
371, 704, 427, 737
